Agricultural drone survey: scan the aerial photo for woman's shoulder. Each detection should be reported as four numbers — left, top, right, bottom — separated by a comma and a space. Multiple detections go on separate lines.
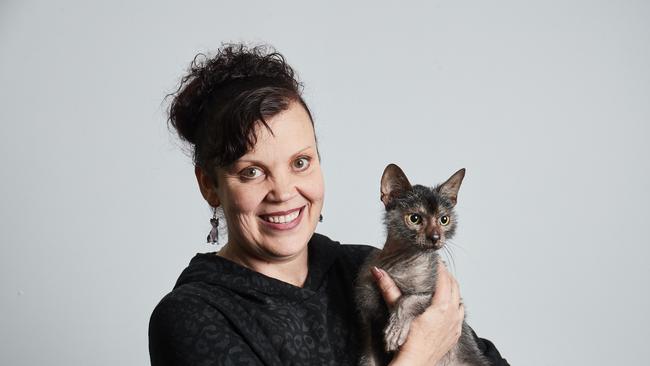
312, 231, 377, 253
149, 286, 261, 366
148, 254, 238, 335
310, 232, 379, 271
149, 282, 226, 333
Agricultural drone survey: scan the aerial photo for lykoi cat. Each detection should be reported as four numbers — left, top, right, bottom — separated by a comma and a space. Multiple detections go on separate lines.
355, 164, 490, 366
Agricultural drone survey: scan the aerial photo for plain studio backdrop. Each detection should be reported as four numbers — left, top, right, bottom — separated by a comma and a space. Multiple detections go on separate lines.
1, 1, 648, 365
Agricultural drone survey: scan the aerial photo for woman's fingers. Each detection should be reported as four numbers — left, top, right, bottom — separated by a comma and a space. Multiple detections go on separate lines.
430, 261, 463, 333
431, 261, 452, 307
434, 261, 464, 338
458, 301, 465, 323
432, 261, 461, 307
371, 266, 402, 308
448, 268, 461, 307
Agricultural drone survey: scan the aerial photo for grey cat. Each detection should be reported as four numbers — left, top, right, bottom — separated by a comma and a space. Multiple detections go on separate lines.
355, 164, 490, 366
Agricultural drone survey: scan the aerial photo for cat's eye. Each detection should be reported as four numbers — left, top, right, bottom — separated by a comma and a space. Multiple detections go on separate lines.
407, 213, 422, 225
439, 215, 450, 226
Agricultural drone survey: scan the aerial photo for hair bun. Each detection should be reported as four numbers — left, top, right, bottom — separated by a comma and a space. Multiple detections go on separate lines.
168, 43, 301, 146
199, 43, 299, 87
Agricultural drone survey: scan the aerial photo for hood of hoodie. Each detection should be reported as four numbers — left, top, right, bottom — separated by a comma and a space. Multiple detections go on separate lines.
173, 233, 342, 303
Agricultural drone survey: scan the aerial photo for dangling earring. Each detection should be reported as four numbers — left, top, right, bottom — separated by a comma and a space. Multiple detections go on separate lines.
207, 206, 219, 244
319, 214, 323, 222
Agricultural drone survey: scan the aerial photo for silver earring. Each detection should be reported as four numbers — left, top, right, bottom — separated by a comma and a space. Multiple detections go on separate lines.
207, 207, 219, 244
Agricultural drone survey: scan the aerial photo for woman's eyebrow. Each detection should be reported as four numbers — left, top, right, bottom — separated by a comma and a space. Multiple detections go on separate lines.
293, 145, 315, 155
231, 158, 265, 167
234, 145, 316, 165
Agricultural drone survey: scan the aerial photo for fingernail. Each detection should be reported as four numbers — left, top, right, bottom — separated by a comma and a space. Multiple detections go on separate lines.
371, 266, 383, 280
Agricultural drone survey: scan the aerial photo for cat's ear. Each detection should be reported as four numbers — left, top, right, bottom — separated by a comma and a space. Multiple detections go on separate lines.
380, 164, 412, 207
438, 168, 466, 207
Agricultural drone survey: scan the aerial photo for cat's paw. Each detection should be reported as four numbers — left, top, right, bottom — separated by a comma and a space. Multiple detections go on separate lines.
358, 354, 378, 366
384, 314, 411, 352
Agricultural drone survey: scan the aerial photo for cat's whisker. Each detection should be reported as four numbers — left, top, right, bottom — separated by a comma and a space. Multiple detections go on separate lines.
442, 244, 457, 274
446, 239, 470, 256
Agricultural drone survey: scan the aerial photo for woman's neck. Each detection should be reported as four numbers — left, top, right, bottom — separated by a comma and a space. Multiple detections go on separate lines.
217, 243, 309, 288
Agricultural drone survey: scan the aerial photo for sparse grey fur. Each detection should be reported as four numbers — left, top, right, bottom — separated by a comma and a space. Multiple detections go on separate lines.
355, 164, 490, 366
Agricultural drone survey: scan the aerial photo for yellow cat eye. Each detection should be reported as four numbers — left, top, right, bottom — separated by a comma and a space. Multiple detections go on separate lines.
407, 213, 422, 225
439, 215, 450, 226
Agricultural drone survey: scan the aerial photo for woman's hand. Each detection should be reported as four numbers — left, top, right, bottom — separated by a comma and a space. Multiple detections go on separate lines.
371, 261, 464, 366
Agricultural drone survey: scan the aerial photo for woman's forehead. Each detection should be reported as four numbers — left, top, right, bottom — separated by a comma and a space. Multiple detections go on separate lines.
240, 104, 316, 160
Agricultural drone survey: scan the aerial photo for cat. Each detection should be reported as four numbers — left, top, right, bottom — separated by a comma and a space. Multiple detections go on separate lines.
355, 164, 490, 366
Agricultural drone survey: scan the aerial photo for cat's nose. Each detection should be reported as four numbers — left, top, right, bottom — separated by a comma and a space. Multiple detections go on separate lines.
430, 233, 440, 243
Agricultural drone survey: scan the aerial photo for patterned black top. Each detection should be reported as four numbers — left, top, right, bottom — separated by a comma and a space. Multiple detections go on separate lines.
149, 233, 509, 366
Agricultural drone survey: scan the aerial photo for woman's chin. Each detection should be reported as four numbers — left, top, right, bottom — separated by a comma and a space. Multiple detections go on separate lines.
261, 230, 312, 258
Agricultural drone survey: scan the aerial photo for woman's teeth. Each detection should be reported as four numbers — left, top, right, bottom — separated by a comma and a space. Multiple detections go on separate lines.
263, 209, 300, 224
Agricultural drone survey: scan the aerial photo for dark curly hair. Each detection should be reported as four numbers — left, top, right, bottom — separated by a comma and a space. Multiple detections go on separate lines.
167, 43, 314, 185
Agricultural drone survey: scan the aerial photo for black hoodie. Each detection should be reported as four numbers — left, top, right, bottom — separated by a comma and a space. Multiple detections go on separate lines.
149, 233, 508, 366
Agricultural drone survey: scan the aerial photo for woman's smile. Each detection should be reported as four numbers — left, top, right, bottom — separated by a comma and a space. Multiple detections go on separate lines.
259, 205, 305, 230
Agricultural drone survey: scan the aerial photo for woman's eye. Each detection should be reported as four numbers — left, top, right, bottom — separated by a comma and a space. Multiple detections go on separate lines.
240, 167, 263, 179
440, 215, 450, 226
407, 213, 422, 225
293, 157, 311, 171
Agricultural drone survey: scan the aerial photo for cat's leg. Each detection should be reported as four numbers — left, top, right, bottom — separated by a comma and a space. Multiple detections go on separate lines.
356, 273, 386, 366
358, 322, 378, 366
384, 293, 431, 352
359, 318, 389, 366
358, 343, 383, 366
358, 323, 372, 366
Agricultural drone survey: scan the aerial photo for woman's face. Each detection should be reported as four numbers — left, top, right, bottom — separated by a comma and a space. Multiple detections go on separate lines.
209, 102, 324, 261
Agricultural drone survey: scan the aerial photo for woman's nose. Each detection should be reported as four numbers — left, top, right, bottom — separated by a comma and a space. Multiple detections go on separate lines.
266, 173, 297, 202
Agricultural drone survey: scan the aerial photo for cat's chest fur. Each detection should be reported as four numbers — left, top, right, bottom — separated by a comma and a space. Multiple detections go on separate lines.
375, 246, 439, 295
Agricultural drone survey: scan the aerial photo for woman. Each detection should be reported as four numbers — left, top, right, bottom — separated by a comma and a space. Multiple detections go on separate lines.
149, 43, 508, 366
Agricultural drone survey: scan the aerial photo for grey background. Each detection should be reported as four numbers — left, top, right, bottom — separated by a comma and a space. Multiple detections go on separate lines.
1, 0, 648, 365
